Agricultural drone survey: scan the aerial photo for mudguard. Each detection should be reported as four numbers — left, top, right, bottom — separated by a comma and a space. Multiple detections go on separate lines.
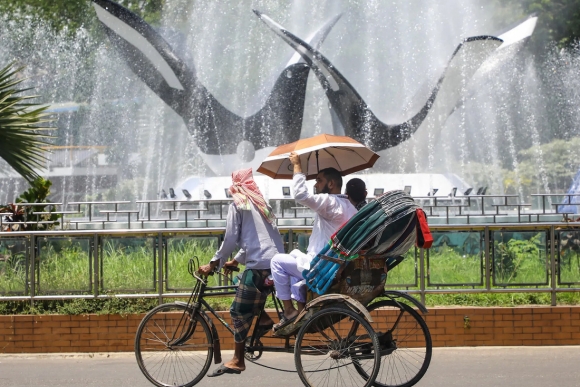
175, 301, 222, 364
381, 290, 428, 314
296, 294, 373, 324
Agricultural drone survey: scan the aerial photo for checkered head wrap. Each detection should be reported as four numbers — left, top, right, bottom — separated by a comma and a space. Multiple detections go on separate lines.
230, 168, 276, 224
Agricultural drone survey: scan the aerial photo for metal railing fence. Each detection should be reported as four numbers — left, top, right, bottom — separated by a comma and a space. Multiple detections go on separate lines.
2, 193, 579, 232
1, 222, 580, 306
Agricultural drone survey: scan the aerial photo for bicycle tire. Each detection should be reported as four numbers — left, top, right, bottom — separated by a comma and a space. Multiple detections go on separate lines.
135, 303, 213, 387
294, 306, 381, 387
357, 300, 432, 387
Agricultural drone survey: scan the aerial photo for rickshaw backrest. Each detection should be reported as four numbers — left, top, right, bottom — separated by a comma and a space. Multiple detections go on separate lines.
304, 190, 433, 297
306, 255, 387, 306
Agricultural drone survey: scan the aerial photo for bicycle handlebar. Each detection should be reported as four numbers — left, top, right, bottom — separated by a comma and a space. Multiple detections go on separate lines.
188, 256, 240, 284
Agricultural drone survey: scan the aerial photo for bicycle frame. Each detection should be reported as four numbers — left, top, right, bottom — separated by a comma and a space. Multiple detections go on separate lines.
180, 258, 295, 359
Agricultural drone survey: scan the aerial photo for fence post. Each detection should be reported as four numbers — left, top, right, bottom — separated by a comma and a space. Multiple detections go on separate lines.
93, 233, 99, 298
158, 232, 164, 305
419, 247, 425, 306
550, 226, 556, 306
485, 227, 491, 291
29, 234, 35, 307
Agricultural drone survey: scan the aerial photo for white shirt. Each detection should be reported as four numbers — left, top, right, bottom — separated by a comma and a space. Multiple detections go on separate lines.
293, 173, 357, 271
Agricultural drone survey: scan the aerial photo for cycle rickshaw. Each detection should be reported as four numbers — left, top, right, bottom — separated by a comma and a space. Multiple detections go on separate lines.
134, 191, 433, 387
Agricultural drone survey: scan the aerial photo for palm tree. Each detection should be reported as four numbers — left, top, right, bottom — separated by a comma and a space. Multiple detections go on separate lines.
0, 62, 53, 183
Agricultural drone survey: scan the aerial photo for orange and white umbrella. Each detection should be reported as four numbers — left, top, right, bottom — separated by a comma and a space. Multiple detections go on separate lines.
257, 134, 380, 180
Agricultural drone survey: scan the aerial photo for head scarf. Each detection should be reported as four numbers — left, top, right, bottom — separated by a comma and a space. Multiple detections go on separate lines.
230, 168, 276, 224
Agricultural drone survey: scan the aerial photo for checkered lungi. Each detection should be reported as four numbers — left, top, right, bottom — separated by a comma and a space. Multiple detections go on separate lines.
230, 269, 270, 343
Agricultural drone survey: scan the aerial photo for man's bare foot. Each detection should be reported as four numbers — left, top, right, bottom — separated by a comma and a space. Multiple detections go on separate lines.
224, 360, 245, 372
273, 308, 299, 332
297, 302, 306, 313
284, 309, 299, 320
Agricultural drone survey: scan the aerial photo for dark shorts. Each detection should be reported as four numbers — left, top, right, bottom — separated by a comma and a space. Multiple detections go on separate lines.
230, 269, 270, 343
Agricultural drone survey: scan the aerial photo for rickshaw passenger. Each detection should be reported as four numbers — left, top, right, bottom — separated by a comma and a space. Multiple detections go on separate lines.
346, 177, 368, 210
270, 151, 356, 331
199, 168, 284, 377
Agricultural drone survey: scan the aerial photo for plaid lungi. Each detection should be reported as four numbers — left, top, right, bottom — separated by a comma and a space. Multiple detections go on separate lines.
230, 269, 270, 343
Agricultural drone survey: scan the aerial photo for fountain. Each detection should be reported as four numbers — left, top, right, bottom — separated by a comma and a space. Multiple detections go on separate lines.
0, 0, 578, 207
91, 0, 344, 178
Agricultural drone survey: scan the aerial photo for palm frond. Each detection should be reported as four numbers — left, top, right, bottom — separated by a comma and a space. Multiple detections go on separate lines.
0, 62, 55, 182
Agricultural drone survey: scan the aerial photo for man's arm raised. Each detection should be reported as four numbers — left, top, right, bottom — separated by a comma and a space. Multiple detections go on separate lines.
290, 152, 334, 215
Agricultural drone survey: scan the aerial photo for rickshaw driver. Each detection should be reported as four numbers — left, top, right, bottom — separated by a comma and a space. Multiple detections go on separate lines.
270, 151, 357, 331
198, 168, 284, 377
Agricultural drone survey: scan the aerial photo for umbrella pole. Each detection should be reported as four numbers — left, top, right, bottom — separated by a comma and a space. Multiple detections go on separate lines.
316, 150, 319, 173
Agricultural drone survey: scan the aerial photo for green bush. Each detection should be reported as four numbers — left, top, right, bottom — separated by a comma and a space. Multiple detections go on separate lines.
0, 298, 158, 315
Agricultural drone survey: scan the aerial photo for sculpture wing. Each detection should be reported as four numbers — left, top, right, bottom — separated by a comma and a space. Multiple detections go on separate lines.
92, 0, 341, 160
91, 0, 241, 155
255, 10, 503, 152
497, 15, 537, 50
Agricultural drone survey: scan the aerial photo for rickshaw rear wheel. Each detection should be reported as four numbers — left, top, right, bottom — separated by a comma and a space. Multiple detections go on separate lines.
294, 306, 381, 387
355, 300, 432, 387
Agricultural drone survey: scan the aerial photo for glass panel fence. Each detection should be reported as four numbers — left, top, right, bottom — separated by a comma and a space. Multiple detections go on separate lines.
0, 237, 28, 295
492, 230, 548, 287
100, 236, 156, 292
1, 224, 580, 303
427, 231, 484, 287
36, 236, 92, 294
557, 230, 580, 285
165, 235, 219, 291
285, 231, 310, 253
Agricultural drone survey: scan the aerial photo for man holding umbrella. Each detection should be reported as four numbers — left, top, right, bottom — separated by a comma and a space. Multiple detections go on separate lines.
270, 151, 357, 331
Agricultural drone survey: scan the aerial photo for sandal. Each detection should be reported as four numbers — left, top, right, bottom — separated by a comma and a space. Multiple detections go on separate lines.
273, 315, 297, 332
207, 364, 242, 377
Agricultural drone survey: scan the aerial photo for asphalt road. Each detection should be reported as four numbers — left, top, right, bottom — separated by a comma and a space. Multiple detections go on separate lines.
0, 346, 579, 387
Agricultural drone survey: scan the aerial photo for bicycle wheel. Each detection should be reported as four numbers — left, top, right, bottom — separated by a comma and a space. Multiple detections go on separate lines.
135, 303, 213, 387
294, 306, 381, 387
359, 300, 432, 387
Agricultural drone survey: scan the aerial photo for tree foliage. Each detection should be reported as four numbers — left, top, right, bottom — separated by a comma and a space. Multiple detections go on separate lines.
464, 137, 580, 196
0, 0, 165, 33
118, 0, 165, 25
521, 0, 580, 47
0, 1, 93, 33
0, 62, 53, 183
490, 0, 580, 49
517, 137, 580, 192
3, 1, 577, 47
